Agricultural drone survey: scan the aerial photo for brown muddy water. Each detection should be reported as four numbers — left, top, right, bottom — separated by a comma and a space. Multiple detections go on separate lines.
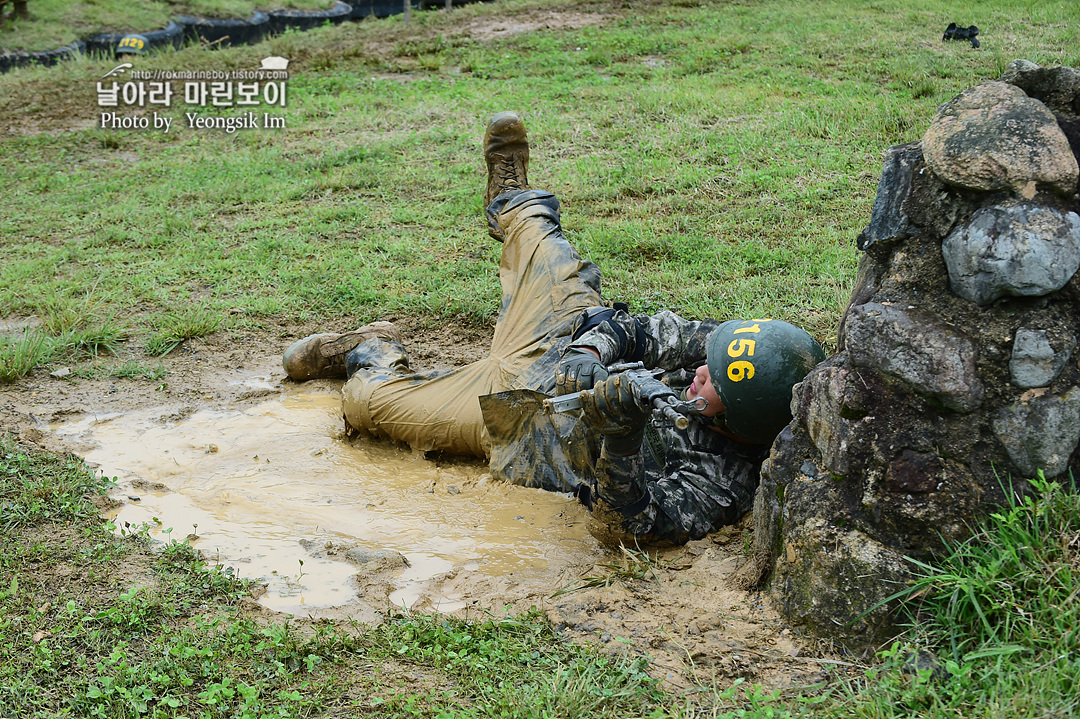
54, 386, 605, 618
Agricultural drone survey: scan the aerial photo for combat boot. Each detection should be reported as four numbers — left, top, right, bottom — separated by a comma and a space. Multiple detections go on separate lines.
283, 321, 401, 381
484, 111, 530, 240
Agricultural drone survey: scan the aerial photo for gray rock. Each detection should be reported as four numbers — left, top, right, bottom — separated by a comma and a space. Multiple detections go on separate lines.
844, 303, 984, 412
999, 59, 1080, 117
992, 387, 1080, 478
884, 449, 944, 494
299, 538, 409, 572
757, 66, 1080, 653
942, 203, 1080, 306
746, 426, 800, 585
838, 256, 886, 350
863, 453, 981, 551
774, 516, 908, 649
904, 152, 963, 239
857, 142, 921, 252
922, 81, 1079, 195
1010, 328, 1076, 388
800, 365, 870, 475
854, 142, 965, 256
344, 546, 409, 569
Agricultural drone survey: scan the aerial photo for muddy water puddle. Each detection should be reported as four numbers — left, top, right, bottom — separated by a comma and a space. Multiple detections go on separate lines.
55, 387, 604, 617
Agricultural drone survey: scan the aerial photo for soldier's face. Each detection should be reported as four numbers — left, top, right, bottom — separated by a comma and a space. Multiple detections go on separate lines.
687, 364, 724, 418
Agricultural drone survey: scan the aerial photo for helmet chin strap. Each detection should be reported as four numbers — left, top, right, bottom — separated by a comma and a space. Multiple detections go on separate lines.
680, 387, 718, 420
710, 415, 757, 444
679, 386, 754, 443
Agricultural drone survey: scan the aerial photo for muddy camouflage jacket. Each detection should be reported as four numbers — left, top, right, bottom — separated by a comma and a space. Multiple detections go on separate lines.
568, 307, 767, 545
483, 308, 766, 546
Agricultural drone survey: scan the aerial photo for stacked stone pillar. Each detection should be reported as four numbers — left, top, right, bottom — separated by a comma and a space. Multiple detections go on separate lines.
749, 61, 1080, 649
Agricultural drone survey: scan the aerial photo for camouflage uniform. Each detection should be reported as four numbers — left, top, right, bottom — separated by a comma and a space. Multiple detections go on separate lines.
343, 189, 600, 456
342, 189, 765, 545
563, 310, 767, 545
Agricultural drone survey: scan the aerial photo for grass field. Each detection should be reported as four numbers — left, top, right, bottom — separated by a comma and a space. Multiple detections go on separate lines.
2, 0, 1080, 715
1, 0, 1075, 375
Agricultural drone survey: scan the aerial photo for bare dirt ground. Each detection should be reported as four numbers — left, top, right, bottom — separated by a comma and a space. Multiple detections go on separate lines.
0, 318, 848, 693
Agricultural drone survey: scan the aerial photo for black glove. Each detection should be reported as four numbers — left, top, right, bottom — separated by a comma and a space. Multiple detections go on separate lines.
555, 347, 609, 395
580, 373, 676, 454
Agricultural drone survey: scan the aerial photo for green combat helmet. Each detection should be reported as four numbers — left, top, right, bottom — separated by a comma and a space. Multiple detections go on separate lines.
706, 319, 825, 445
115, 34, 149, 57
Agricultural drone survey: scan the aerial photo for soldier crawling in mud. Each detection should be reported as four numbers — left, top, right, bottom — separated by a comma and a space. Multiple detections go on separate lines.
283, 112, 825, 546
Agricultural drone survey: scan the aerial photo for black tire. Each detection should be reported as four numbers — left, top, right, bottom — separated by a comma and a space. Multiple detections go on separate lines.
84, 21, 184, 57
419, 0, 481, 9
176, 12, 270, 48
266, 1, 353, 35
349, 0, 420, 19
0, 40, 84, 74
345, 0, 368, 19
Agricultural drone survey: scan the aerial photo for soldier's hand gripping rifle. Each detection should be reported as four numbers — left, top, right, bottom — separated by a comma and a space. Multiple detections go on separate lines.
542, 362, 708, 430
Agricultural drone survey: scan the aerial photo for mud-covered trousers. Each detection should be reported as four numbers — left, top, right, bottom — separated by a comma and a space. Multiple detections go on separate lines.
342, 189, 601, 458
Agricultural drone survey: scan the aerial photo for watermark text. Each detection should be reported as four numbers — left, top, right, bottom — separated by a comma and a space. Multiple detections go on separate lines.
93, 58, 290, 133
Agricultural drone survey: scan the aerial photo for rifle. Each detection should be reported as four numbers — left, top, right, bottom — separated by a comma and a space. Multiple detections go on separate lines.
542, 362, 708, 430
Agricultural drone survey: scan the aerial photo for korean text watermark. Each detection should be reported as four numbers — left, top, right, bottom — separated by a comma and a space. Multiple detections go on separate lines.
94, 57, 290, 133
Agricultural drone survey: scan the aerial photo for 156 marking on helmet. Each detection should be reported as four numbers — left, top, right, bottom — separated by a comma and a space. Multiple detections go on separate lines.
724, 319, 772, 382
706, 318, 824, 445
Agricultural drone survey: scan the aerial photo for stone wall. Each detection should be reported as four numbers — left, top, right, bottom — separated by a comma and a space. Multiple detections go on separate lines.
747, 60, 1080, 649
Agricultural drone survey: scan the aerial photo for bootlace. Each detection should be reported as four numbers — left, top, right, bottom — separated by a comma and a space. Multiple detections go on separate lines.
495, 154, 526, 191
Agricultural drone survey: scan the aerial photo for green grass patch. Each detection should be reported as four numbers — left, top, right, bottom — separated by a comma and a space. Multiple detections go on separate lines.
880, 476, 1080, 718
648, 478, 1080, 718
111, 359, 168, 379
0, 435, 111, 526
38, 292, 129, 356
145, 305, 222, 356
364, 612, 665, 717
52, 321, 128, 356
760, 477, 1080, 719
0, 291, 129, 379
0, 329, 51, 381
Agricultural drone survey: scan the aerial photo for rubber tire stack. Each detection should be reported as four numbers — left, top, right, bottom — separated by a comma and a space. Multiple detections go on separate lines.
348, 0, 422, 19
267, 1, 352, 34
0, 41, 84, 73
84, 21, 184, 57
0, 0, 498, 73
176, 12, 271, 48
